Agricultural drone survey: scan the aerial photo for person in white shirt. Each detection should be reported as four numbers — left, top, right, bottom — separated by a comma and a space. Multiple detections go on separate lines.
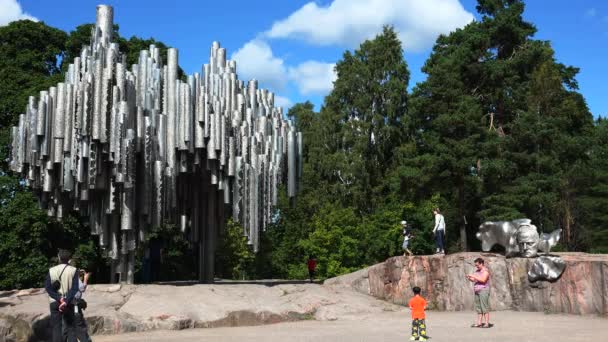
433, 208, 446, 254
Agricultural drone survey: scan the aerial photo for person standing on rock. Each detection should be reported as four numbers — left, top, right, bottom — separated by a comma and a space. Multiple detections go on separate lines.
401, 220, 413, 256
44, 249, 80, 342
408, 286, 428, 341
467, 257, 492, 328
432, 208, 446, 254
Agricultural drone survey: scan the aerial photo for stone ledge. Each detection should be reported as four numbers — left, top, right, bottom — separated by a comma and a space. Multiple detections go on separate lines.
365, 252, 608, 315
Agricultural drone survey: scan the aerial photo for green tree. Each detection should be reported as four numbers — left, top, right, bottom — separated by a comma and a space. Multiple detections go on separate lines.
320, 26, 409, 213
0, 20, 67, 128
577, 119, 608, 252
0, 179, 51, 289
484, 60, 594, 248
263, 27, 411, 279
215, 220, 255, 279
402, 0, 595, 252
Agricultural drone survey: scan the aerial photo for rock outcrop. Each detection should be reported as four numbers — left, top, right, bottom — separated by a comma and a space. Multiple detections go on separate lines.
364, 252, 608, 315
0, 282, 399, 341
2, 252, 606, 340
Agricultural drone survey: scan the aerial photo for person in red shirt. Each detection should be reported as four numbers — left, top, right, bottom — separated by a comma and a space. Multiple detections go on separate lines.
408, 286, 428, 341
307, 256, 317, 283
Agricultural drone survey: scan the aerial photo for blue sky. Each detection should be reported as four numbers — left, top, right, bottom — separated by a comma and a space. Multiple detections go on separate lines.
3, 0, 606, 118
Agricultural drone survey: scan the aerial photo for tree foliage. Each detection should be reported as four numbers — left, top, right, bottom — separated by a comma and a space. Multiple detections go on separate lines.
215, 220, 255, 280
259, 1, 607, 280
0, 20, 66, 128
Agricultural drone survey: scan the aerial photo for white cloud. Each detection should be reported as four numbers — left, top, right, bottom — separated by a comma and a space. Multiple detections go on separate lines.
288, 61, 336, 95
265, 0, 474, 52
274, 95, 292, 109
0, 0, 37, 26
232, 38, 337, 98
231, 39, 287, 91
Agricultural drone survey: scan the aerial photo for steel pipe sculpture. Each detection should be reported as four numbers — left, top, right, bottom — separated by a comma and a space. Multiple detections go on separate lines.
8, 5, 302, 283
476, 219, 566, 282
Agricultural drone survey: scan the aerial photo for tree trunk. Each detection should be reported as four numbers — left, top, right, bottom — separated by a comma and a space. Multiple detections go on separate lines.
458, 177, 468, 251
562, 189, 573, 250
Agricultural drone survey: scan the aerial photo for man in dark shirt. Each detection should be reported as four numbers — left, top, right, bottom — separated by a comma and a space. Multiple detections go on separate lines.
307, 256, 317, 283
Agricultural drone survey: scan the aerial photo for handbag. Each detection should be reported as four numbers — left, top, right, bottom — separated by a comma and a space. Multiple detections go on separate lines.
77, 298, 88, 310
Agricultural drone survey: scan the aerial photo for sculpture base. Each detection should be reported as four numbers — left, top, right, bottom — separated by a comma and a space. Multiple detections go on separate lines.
365, 252, 608, 315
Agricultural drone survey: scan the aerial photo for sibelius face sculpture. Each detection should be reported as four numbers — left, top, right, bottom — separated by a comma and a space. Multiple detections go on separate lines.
8, 5, 302, 284
476, 218, 565, 282
516, 223, 540, 258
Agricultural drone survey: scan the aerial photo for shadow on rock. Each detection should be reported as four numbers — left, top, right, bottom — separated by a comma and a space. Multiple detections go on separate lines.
29, 316, 50, 342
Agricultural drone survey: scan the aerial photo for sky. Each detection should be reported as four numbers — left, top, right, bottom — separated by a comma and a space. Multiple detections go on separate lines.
2, 0, 606, 118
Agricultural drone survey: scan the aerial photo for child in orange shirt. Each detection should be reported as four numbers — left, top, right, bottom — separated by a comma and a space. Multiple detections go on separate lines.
408, 286, 428, 341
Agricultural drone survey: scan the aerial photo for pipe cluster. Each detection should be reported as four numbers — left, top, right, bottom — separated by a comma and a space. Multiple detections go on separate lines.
9, 5, 302, 283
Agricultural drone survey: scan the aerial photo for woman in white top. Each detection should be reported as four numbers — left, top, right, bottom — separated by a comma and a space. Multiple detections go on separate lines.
433, 208, 446, 254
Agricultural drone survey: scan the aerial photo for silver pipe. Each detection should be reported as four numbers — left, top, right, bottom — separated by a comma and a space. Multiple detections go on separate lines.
166, 48, 178, 167
95, 5, 114, 46
36, 91, 47, 136
91, 59, 103, 140
287, 129, 296, 197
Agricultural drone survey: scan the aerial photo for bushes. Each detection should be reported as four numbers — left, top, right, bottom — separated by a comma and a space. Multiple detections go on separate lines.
0, 176, 104, 289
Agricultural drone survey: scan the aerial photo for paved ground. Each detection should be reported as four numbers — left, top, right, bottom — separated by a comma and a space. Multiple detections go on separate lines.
96, 310, 608, 342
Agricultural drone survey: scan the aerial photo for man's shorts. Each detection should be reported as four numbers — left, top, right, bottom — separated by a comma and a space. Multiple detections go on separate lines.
474, 289, 490, 313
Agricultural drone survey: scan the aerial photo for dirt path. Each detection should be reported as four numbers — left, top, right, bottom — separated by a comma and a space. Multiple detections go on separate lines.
95, 310, 607, 342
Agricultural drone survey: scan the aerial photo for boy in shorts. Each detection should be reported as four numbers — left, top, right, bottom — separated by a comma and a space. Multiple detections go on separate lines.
408, 286, 428, 341
401, 220, 413, 256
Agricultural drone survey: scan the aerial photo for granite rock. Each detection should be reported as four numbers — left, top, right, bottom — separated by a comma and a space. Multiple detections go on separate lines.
365, 252, 608, 315
0, 282, 400, 340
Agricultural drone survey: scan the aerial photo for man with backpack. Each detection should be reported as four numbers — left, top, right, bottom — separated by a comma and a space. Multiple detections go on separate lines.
44, 249, 80, 342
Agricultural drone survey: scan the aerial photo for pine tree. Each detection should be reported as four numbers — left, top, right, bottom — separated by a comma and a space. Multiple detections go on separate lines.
321, 26, 409, 213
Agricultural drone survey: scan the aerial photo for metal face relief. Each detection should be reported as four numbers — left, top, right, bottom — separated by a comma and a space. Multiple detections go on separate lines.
528, 255, 566, 282
476, 220, 522, 257
538, 229, 562, 254
476, 218, 566, 282
8, 5, 302, 283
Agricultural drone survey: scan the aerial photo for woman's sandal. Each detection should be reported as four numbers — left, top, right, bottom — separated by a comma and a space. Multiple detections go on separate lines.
470, 323, 483, 328
482, 323, 493, 328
